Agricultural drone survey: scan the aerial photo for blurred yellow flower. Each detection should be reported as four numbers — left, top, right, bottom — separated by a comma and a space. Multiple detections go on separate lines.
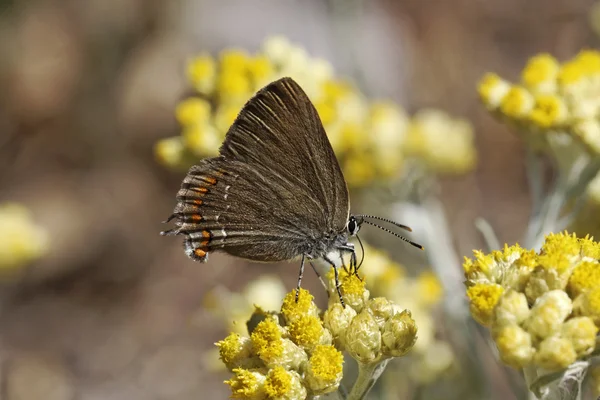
0, 203, 48, 273
158, 36, 477, 187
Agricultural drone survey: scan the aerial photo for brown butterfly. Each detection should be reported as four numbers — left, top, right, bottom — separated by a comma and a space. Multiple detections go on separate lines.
161, 77, 422, 305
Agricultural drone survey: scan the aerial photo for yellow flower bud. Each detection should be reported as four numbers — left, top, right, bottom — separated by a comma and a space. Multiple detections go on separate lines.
534, 336, 577, 371
524, 290, 572, 339
561, 317, 598, 356
264, 367, 306, 400
494, 325, 535, 368
381, 310, 418, 358
216, 333, 261, 371
365, 297, 396, 329
322, 302, 357, 349
494, 290, 530, 327
304, 345, 344, 395
225, 368, 266, 399
344, 310, 382, 364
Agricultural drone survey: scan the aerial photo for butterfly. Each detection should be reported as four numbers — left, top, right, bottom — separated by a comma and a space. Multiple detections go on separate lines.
161, 77, 422, 305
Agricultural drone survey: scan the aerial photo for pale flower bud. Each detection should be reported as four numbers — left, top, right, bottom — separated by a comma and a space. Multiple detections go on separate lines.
524, 290, 572, 339
344, 310, 382, 364
322, 302, 357, 350
381, 310, 418, 357
534, 335, 577, 371
560, 317, 599, 357
494, 290, 530, 327
493, 325, 535, 368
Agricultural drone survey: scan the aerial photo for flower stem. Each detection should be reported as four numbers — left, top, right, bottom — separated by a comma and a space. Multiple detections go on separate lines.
347, 360, 389, 400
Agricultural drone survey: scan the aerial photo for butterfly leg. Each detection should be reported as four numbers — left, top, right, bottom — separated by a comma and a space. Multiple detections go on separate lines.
309, 261, 330, 297
338, 244, 362, 280
295, 255, 306, 302
323, 254, 345, 307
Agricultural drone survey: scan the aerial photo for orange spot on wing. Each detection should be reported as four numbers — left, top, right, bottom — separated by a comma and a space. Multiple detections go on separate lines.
200, 240, 209, 247
205, 177, 217, 185
192, 187, 208, 194
191, 214, 203, 222
193, 199, 203, 205
194, 249, 207, 258
202, 230, 211, 238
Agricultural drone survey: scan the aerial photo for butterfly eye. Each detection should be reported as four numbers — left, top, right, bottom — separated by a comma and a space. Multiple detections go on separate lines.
347, 216, 360, 236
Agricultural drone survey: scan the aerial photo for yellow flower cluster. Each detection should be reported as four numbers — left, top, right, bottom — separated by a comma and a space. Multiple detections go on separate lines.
464, 232, 600, 370
357, 244, 454, 383
478, 50, 600, 156
0, 203, 48, 274
216, 274, 417, 399
156, 36, 477, 186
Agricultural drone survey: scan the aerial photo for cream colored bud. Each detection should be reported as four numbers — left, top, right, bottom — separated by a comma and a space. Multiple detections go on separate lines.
524, 290, 572, 339
381, 310, 418, 358
494, 290, 531, 327
534, 335, 577, 371
323, 302, 357, 350
366, 297, 396, 329
561, 317, 599, 356
344, 310, 382, 364
493, 325, 535, 368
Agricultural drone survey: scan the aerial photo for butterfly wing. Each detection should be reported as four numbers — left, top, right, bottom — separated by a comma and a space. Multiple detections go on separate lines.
163, 77, 350, 262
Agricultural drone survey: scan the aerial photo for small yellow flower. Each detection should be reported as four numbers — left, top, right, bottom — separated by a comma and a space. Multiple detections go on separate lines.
304, 345, 344, 395
466, 283, 504, 326
214, 103, 242, 134
415, 271, 443, 306
494, 290, 530, 327
344, 310, 382, 363
187, 54, 216, 95
521, 53, 560, 93
560, 317, 598, 356
287, 315, 325, 350
327, 269, 369, 311
216, 71, 252, 105
216, 333, 258, 371
500, 85, 535, 120
264, 367, 306, 400
250, 318, 284, 363
381, 310, 418, 357
220, 49, 250, 72
567, 260, 600, 298
0, 203, 49, 272
280, 288, 319, 322
182, 123, 221, 156
154, 137, 186, 169
573, 287, 600, 325
493, 325, 535, 368
175, 97, 211, 126
477, 72, 511, 110
528, 94, 567, 129
225, 368, 266, 399
534, 336, 577, 371
248, 55, 275, 87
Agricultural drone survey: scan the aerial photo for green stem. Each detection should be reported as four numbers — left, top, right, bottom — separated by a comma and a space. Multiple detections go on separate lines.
347, 360, 389, 400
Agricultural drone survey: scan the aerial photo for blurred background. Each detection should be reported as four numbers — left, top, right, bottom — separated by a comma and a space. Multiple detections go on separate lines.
0, 0, 598, 399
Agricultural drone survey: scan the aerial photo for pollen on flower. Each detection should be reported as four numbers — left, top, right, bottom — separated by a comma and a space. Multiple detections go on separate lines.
567, 260, 600, 298
263, 366, 291, 398
250, 318, 284, 362
225, 368, 265, 398
287, 315, 324, 349
280, 288, 316, 322
216, 333, 246, 367
304, 345, 344, 395
466, 283, 504, 326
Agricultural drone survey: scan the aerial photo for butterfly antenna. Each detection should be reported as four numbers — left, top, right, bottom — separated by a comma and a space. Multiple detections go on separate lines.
355, 215, 413, 232
362, 220, 424, 250
356, 234, 366, 270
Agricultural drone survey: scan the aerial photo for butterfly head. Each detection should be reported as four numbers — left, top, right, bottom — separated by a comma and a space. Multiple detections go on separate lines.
347, 215, 362, 237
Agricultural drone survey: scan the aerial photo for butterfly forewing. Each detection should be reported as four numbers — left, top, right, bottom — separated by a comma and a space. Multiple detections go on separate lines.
165, 77, 350, 262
